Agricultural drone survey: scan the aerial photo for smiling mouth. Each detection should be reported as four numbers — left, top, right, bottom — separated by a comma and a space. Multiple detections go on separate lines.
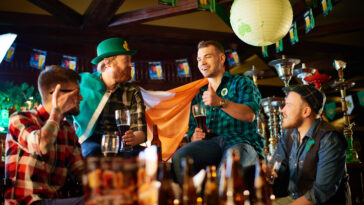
200, 67, 208, 72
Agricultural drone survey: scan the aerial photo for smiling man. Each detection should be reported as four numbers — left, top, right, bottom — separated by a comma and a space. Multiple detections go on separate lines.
172, 40, 263, 184
73, 37, 147, 157
272, 85, 351, 205
5, 65, 85, 205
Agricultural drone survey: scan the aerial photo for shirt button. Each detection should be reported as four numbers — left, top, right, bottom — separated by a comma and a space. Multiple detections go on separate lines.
211, 118, 214, 121
212, 108, 215, 111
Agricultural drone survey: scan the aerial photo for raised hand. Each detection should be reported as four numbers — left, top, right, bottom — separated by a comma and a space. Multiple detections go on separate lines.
202, 84, 221, 107
52, 84, 79, 114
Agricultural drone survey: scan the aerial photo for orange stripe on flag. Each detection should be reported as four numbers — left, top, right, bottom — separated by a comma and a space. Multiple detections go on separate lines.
145, 78, 208, 161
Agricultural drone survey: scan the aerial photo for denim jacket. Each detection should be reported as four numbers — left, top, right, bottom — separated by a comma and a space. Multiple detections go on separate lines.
274, 119, 347, 204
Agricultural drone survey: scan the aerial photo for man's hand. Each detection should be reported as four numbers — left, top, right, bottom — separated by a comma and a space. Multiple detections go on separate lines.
202, 84, 221, 107
123, 130, 145, 147
52, 84, 79, 114
191, 128, 206, 142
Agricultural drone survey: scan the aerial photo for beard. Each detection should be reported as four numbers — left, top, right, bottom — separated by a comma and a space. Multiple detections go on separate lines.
282, 115, 304, 130
65, 107, 80, 116
116, 70, 131, 83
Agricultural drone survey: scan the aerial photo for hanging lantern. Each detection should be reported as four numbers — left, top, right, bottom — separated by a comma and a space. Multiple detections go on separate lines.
230, 0, 293, 47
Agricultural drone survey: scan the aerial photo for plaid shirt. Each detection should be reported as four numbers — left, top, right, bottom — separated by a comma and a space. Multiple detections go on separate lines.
187, 72, 264, 156
5, 105, 84, 205
91, 82, 147, 140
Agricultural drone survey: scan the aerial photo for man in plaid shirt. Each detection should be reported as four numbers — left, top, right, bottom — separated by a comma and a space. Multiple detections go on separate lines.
73, 37, 147, 157
5, 65, 85, 204
172, 41, 264, 184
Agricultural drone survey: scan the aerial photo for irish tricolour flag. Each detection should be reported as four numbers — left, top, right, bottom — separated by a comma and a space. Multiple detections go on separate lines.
141, 78, 208, 161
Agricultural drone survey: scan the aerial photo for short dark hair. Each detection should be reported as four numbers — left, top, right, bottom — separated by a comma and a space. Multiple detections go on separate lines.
38, 65, 80, 102
197, 40, 224, 54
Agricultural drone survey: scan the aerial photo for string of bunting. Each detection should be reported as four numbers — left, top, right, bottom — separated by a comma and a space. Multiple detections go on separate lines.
261, 0, 332, 57
2, 41, 240, 81
324, 90, 364, 120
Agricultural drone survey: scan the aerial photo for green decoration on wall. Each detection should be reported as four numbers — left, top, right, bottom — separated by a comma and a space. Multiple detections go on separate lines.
0, 81, 42, 133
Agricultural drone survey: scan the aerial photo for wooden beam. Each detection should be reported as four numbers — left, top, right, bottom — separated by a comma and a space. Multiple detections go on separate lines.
82, 0, 125, 29
109, 24, 240, 43
0, 11, 68, 28
27, 0, 82, 27
108, 0, 198, 28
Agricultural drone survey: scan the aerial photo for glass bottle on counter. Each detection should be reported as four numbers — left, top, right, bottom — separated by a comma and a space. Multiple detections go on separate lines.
181, 157, 197, 205
158, 162, 175, 205
225, 149, 245, 205
152, 124, 162, 162
253, 160, 272, 205
203, 165, 219, 205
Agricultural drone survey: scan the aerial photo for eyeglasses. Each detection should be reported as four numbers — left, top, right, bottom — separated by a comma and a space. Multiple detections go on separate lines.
49, 89, 76, 95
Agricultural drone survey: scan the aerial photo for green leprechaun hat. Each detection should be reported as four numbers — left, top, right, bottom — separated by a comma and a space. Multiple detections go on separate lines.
91, 37, 136, 64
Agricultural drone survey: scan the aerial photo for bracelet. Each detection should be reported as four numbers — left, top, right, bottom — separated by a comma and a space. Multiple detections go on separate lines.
53, 107, 62, 115
47, 119, 60, 131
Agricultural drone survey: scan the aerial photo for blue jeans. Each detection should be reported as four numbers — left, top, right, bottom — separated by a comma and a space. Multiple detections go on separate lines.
31, 197, 84, 205
171, 136, 258, 185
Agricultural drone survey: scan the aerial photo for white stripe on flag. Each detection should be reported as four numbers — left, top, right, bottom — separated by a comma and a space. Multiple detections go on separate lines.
140, 87, 176, 109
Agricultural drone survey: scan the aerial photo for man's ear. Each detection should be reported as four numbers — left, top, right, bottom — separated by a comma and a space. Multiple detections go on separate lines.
303, 106, 312, 118
220, 53, 226, 64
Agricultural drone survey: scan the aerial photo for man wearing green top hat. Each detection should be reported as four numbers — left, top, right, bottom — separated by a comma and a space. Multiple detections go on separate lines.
73, 37, 147, 157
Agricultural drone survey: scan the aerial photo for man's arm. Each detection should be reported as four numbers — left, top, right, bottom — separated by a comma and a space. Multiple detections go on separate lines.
202, 78, 261, 122
8, 109, 60, 155
127, 86, 147, 146
220, 100, 255, 122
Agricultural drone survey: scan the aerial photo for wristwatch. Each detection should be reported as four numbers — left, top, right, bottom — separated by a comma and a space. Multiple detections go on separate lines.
219, 98, 228, 108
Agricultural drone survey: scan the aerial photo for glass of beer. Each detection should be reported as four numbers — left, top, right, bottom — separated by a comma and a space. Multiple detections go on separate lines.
264, 154, 282, 184
101, 133, 120, 157
192, 104, 207, 133
115, 109, 132, 152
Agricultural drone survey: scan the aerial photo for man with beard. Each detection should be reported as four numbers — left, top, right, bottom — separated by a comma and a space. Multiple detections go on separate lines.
272, 85, 351, 205
172, 40, 263, 184
4, 65, 85, 205
73, 37, 147, 157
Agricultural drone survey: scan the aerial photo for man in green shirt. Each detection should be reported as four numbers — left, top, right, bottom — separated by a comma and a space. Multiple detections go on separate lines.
172, 40, 264, 184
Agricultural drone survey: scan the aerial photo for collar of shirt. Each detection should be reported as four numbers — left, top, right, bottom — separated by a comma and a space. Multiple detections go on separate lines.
292, 119, 321, 143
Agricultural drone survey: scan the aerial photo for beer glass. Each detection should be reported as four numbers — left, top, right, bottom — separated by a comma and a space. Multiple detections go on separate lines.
115, 109, 132, 152
101, 133, 120, 157
192, 104, 207, 133
264, 154, 282, 184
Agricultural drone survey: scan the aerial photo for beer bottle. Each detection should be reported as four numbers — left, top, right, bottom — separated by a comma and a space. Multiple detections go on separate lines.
243, 190, 251, 205
253, 161, 271, 205
203, 166, 219, 205
152, 124, 162, 162
218, 163, 227, 205
181, 157, 197, 205
197, 197, 203, 205
158, 163, 175, 205
225, 149, 245, 205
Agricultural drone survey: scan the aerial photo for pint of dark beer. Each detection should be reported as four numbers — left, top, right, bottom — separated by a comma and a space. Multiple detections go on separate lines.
192, 104, 207, 133
115, 109, 132, 152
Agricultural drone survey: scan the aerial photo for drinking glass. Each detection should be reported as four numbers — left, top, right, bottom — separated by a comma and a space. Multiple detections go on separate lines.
115, 109, 132, 152
101, 133, 120, 157
264, 154, 282, 184
192, 104, 207, 133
